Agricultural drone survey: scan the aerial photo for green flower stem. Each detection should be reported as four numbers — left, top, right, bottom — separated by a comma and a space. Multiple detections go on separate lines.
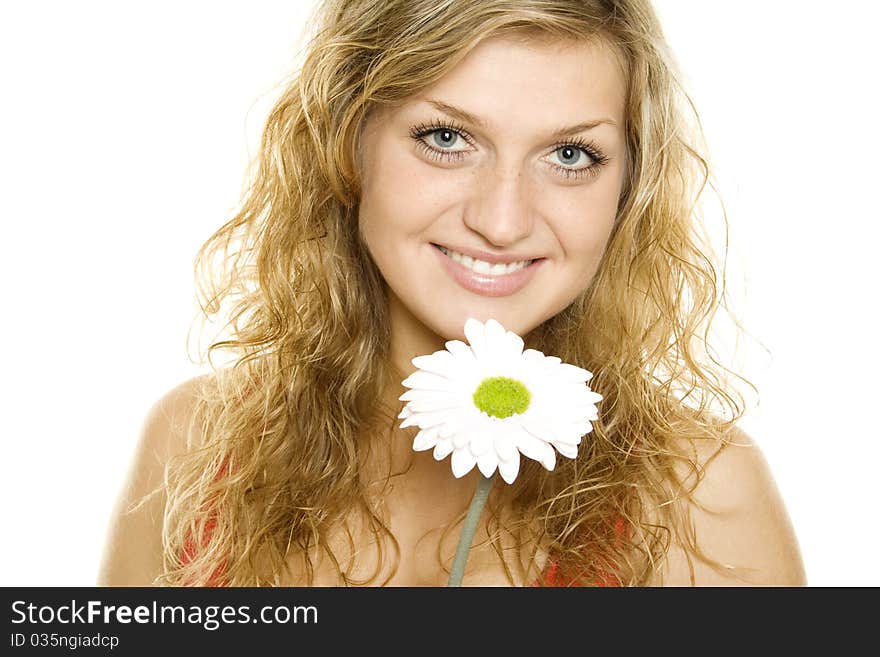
447, 474, 495, 587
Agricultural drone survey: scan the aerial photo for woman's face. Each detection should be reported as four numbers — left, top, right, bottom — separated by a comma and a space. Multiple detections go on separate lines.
358, 34, 627, 360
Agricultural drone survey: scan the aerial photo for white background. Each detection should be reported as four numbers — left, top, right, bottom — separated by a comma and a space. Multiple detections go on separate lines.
1, 1, 877, 586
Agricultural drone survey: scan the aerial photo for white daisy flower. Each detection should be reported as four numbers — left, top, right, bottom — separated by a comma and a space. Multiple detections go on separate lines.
397, 317, 602, 484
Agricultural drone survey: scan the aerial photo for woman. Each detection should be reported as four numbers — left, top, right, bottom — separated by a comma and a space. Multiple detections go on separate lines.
98, 0, 806, 587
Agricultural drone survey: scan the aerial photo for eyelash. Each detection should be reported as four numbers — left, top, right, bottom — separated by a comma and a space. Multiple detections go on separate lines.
408, 119, 610, 180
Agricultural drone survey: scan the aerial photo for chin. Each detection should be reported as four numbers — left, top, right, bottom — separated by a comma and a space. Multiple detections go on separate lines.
424, 304, 544, 343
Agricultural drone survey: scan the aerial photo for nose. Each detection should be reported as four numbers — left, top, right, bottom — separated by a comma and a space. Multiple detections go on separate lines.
463, 165, 534, 248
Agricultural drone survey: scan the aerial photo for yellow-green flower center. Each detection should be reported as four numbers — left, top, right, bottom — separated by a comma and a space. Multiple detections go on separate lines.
472, 376, 531, 419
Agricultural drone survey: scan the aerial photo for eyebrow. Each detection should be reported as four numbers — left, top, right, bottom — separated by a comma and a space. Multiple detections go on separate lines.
423, 99, 618, 139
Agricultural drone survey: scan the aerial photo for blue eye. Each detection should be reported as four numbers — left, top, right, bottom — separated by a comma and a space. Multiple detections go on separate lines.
546, 138, 610, 179
555, 146, 585, 167
431, 128, 462, 149
410, 121, 472, 163
408, 119, 610, 180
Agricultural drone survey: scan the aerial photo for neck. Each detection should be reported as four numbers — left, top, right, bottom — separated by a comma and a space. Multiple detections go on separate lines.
386, 292, 448, 380
361, 378, 485, 514
369, 292, 504, 512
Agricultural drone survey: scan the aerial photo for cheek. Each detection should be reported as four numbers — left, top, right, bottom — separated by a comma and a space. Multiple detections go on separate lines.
549, 181, 620, 263
359, 141, 457, 243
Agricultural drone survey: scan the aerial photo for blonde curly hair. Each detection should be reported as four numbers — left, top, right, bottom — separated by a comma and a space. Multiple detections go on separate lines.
155, 0, 754, 586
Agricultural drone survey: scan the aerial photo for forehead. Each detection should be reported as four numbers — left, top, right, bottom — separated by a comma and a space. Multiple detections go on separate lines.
402, 34, 627, 131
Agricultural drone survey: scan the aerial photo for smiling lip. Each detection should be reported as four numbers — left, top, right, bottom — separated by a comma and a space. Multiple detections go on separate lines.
433, 243, 541, 265
431, 243, 545, 297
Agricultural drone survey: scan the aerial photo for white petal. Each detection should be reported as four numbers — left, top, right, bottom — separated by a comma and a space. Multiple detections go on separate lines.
399, 388, 459, 402
411, 351, 462, 379
555, 385, 601, 406
557, 380, 598, 395
438, 414, 467, 439
516, 432, 556, 470
477, 451, 498, 478
433, 438, 454, 460
504, 329, 525, 357
464, 318, 489, 360
520, 413, 558, 444
494, 432, 518, 462
398, 389, 418, 402
568, 405, 599, 421
401, 370, 456, 391
469, 431, 491, 457
522, 348, 546, 363
413, 427, 440, 451
554, 406, 593, 422
540, 445, 556, 471
484, 318, 507, 338
584, 389, 603, 404
398, 406, 411, 419
553, 363, 594, 383
553, 441, 579, 459
405, 396, 462, 413
555, 409, 599, 428
551, 429, 584, 446
409, 409, 454, 430
484, 319, 509, 362
451, 448, 477, 478
453, 429, 471, 449
400, 414, 420, 429
498, 452, 520, 484
515, 431, 547, 461
573, 420, 594, 437
445, 339, 476, 363
562, 411, 594, 430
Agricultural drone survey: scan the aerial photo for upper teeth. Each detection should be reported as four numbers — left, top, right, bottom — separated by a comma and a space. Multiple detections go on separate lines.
438, 246, 534, 275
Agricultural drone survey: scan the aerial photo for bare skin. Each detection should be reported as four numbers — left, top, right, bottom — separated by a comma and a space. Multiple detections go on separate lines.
98, 378, 199, 586
97, 378, 552, 586
353, 34, 628, 540
98, 377, 806, 586
647, 428, 806, 586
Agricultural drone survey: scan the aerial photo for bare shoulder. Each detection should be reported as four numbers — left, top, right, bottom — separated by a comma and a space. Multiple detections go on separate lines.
648, 424, 807, 586
97, 375, 209, 586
